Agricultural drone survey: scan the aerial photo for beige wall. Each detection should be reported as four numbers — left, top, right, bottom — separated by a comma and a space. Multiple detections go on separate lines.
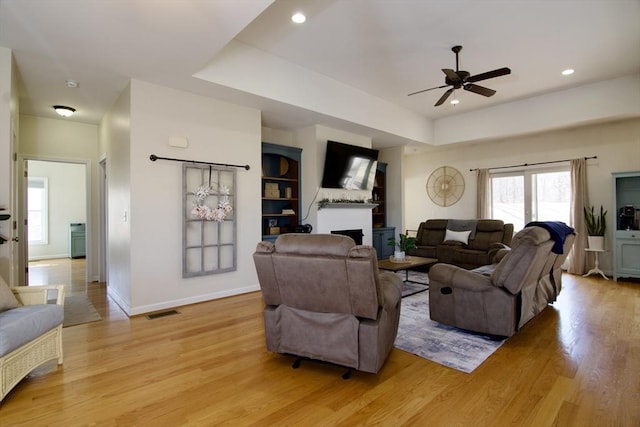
404, 117, 640, 274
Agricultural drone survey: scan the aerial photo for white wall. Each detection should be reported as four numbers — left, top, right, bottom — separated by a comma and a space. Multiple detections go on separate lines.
378, 146, 404, 237
100, 83, 132, 311
296, 125, 375, 233
0, 47, 13, 283
404, 118, 640, 274
115, 79, 262, 315
196, 39, 433, 145
433, 75, 640, 146
265, 124, 405, 238
27, 161, 86, 260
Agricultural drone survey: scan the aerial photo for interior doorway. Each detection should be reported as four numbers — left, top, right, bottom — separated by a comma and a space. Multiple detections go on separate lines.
23, 159, 89, 287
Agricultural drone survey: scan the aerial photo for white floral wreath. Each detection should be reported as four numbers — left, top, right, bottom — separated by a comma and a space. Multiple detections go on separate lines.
191, 184, 232, 222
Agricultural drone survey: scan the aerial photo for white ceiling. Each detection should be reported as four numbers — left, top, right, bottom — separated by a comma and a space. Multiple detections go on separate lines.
1, 0, 639, 148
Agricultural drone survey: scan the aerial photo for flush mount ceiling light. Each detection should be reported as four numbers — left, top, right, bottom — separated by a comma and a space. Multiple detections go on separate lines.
53, 105, 75, 117
562, 69, 575, 76
291, 12, 306, 23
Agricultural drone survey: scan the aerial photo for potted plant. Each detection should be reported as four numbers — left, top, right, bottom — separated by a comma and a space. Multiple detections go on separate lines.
387, 233, 417, 261
584, 205, 607, 250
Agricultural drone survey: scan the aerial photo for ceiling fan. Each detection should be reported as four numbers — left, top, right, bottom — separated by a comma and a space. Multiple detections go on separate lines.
408, 45, 511, 106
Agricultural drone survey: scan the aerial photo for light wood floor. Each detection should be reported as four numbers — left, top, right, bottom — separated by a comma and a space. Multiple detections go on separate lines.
1, 260, 638, 426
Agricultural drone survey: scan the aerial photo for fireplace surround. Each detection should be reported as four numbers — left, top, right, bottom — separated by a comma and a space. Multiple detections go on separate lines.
316, 203, 377, 246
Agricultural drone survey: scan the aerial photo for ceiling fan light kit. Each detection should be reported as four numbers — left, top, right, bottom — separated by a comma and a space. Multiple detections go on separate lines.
408, 45, 511, 106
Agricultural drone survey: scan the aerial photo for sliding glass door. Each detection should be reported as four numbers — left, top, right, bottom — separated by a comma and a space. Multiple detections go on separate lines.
490, 167, 571, 232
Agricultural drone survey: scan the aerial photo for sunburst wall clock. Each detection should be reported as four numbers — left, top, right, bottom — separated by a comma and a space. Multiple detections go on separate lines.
426, 166, 465, 207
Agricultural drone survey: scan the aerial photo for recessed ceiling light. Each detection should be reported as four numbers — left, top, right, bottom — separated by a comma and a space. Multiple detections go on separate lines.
53, 105, 75, 117
562, 69, 575, 76
291, 12, 306, 24
65, 79, 79, 88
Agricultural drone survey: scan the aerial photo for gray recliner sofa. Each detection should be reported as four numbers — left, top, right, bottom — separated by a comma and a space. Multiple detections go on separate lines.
428, 226, 574, 337
253, 233, 402, 374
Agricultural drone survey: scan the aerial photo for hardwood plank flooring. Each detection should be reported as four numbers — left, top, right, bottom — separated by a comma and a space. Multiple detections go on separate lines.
1, 262, 638, 426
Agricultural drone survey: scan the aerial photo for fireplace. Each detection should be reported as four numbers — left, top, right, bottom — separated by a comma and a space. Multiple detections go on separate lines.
331, 229, 364, 245
316, 203, 376, 246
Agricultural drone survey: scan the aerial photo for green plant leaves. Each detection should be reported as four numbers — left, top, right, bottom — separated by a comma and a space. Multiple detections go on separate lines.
584, 205, 607, 236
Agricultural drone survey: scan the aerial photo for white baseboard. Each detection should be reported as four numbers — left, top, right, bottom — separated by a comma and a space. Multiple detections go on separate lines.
127, 284, 261, 316
107, 287, 131, 316
28, 254, 69, 261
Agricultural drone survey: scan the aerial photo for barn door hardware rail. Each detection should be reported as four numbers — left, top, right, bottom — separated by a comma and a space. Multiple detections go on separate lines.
149, 154, 250, 170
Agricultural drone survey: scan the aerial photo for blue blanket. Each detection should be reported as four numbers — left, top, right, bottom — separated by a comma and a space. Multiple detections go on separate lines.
525, 221, 575, 254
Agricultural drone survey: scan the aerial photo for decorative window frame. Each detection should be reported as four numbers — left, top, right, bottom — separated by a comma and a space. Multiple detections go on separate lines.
182, 163, 237, 278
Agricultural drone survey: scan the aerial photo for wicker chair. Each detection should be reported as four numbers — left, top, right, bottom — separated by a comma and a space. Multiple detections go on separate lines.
1, 284, 65, 401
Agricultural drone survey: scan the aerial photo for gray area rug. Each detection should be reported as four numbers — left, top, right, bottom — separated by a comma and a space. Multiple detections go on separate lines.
63, 295, 102, 327
394, 271, 505, 373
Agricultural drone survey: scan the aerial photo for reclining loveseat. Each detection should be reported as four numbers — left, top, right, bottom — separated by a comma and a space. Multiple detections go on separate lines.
428, 225, 575, 337
407, 219, 514, 269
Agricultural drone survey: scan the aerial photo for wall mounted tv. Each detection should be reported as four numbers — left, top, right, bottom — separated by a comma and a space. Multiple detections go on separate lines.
321, 140, 379, 190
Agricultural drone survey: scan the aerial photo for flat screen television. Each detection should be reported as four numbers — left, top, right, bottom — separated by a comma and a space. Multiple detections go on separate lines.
321, 140, 379, 190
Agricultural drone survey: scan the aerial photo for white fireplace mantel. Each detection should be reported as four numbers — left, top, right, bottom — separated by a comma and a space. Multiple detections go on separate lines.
318, 203, 378, 210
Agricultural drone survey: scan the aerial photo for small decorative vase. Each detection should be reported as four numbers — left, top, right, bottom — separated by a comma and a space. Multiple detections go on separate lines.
394, 250, 405, 261
587, 236, 604, 251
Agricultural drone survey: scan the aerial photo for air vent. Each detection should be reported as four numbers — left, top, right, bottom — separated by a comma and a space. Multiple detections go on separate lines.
146, 310, 180, 320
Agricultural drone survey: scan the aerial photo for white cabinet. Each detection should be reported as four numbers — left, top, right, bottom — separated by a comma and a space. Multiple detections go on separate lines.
612, 171, 640, 281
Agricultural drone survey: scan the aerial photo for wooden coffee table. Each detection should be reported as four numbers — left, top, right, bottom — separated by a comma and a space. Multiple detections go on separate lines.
377, 256, 438, 286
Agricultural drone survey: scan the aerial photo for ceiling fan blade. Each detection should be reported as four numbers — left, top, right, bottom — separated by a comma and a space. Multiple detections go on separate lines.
464, 83, 496, 97
434, 88, 455, 106
407, 84, 449, 97
442, 69, 461, 83
467, 67, 511, 83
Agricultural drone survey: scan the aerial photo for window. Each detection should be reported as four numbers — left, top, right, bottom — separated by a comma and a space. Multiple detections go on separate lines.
28, 177, 48, 244
490, 167, 571, 232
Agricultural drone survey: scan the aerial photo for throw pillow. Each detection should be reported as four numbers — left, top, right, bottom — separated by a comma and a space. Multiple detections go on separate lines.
444, 229, 472, 245
0, 275, 20, 312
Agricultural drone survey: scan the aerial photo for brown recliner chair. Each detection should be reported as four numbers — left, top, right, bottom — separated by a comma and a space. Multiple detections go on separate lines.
253, 234, 402, 374
429, 226, 572, 337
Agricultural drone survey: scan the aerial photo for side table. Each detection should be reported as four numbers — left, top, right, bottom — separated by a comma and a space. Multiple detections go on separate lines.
583, 248, 609, 280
